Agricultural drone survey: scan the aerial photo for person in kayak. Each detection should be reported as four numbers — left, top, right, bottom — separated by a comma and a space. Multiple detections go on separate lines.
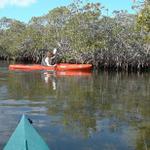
41, 50, 56, 66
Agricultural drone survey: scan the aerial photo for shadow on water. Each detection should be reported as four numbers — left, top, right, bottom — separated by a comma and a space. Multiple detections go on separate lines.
0, 61, 149, 150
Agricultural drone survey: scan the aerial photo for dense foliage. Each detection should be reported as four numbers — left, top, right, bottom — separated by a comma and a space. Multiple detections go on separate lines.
0, 0, 149, 71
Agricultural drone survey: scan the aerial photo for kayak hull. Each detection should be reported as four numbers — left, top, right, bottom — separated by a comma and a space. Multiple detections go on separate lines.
9, 63, 92, 71
4, 115, 50, 150
56, 64, 92, 71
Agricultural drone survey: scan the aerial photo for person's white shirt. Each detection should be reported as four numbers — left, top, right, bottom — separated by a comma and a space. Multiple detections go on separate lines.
45, 57, 51, 66
45, 57, 56, 66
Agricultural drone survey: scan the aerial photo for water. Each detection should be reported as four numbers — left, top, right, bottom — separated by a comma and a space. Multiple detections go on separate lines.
0, 61, 149, 150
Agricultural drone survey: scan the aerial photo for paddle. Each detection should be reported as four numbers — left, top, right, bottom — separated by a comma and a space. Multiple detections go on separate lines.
52, 48, 58, 70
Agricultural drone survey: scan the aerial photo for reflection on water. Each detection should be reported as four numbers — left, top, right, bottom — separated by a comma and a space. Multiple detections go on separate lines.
42, 71, 57, 90
0, 61, 150, 150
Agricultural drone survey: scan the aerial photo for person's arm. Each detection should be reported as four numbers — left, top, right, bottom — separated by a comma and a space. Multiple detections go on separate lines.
51, 55, 56, 59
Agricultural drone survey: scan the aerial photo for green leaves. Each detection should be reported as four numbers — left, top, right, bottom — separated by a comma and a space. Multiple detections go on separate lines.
136, 0, 150, 43
137, 1, 150, 32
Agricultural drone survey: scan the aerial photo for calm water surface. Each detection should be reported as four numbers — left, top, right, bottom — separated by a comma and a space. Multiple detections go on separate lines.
0, 61, 149, 150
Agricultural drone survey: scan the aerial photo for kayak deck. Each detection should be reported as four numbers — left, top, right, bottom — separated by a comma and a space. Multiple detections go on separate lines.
4, 115, 50, 150
9, 63, 92, 71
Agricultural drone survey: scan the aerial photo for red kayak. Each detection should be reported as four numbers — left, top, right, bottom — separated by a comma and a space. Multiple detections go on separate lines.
9, 64, 92, 71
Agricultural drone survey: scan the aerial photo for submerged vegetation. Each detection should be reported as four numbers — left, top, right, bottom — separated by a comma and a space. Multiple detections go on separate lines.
0, 0, 149, 71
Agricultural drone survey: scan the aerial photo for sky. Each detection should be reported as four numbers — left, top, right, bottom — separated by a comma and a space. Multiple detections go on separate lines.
0, 0, 136, 23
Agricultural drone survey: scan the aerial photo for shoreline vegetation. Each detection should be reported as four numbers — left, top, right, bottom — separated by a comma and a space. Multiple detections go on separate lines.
0, 0, 149, 71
